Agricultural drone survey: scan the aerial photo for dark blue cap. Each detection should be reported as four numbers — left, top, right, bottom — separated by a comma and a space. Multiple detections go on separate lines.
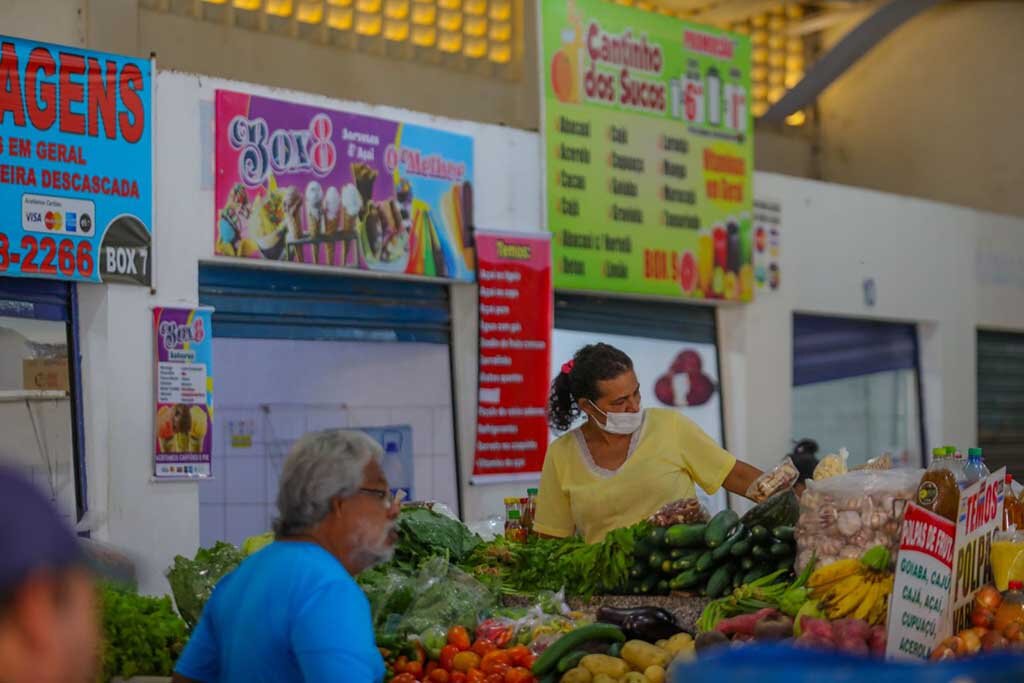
0, 466, 84, 594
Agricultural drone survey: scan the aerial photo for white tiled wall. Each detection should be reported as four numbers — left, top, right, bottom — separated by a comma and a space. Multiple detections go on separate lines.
198, 337, 458, 547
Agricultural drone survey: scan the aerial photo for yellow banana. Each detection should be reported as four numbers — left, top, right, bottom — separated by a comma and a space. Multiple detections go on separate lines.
827, 579, 872, 619
867, 592, 890, 626
808, 558, 862, 590
816, 571, 866, 603
852, 580, 883, 621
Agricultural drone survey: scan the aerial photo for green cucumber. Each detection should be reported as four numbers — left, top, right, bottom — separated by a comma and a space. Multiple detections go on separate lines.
743, 566, 770, 585
649, 551, 667, 570
750, 525, 770, 542
532, 623, 625, 676
649, 526, 668, 547
671, 557, 694, 572
732, 572, 744, 589
669, 548, 686, 560
712, 526, 749, 561
556, 650, 588, 674
669, 568, 706, 591
704, 510, 741, 548
656, 579, 670, 595
741, 490, 800, 529
740, 556, 755, 571
775, 557, 794, 573
706, 563, 736, 599
730, 538, 752, 557
751, 544, 770, 560
769, 541, 793, 557
633, 539, 653, 559
772, 525, 796, 542
695, 550, 715, 573
664, 523, 707, 548
661, 559, 675, 575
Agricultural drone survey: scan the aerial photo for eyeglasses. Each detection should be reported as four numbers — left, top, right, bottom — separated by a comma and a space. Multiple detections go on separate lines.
358, 488, 401, 509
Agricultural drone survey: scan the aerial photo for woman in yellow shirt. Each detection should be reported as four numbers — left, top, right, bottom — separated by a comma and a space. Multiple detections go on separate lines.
534, 343, 763, 543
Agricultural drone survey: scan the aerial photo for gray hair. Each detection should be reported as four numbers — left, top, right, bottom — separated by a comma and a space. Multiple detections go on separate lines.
273, 429, 382, 537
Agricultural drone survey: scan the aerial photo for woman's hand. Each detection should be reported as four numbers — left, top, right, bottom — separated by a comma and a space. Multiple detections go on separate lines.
722, 460, 764, 499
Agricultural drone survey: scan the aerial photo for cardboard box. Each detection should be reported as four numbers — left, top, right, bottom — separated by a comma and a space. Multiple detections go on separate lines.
22, 357, 70, 392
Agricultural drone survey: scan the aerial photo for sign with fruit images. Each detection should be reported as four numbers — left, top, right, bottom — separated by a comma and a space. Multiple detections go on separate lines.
541, 0, 753, 301
214, 90, 475, 281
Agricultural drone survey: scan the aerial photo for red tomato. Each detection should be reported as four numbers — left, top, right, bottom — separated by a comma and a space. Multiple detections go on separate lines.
504, 667, 533, 683
505, 646, 532, 669
466, 669, 486, 683
452, 652, 481, 673
484, 675, 504, 683
471, 640, 497, 658
450, 673, 467, 683
413, 643, 427, 665
406, 660, 424, 678
440, 645, 461, 672
429, 669, 451, 683
426, 662, 438, 676
480, 651, 510, 677
391, 675, 417, 683
448, 626, 472, 651
394, 656, 409, 674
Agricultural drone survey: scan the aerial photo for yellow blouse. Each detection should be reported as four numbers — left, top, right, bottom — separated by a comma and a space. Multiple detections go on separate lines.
533, 408, 736, 543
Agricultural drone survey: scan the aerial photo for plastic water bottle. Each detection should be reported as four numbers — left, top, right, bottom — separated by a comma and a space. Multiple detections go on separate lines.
963, 447, 991, 485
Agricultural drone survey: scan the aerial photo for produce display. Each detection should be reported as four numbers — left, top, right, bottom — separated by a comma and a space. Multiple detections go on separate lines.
929, 584, 1024, 660
806, 546, 894, 626
98, 584, 187, 681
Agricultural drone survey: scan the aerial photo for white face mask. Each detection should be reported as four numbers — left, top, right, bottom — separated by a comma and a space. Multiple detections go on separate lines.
587, 401, 643, 435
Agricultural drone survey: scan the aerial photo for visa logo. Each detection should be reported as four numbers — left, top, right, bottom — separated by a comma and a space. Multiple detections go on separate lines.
25, 212, 42, 223
66, 212, 77, 232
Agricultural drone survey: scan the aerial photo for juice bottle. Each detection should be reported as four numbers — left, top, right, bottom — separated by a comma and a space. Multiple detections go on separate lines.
994, 580, 1024, 631
918, 448, 960, 522
963, 447, 991, 485
505, 510, 525, 543
526, 488, 538, 535
519, 497, 531, 535
991, 530, 1024, 591
945, 446, 967, 487
1004, 475, 1021, 530
503, 497, 518, 537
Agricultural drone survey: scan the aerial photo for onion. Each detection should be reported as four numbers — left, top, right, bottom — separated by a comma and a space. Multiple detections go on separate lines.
975, 585, 1003, 611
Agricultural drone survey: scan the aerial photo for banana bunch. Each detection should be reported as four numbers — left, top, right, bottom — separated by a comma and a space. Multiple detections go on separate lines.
808, 546, 894, 625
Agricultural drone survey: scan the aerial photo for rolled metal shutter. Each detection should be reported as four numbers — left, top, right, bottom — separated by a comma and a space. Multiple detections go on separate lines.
977, 330, 1024, 479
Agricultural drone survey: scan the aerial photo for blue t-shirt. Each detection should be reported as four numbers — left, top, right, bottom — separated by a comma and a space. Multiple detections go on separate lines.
175, 541, 385, 683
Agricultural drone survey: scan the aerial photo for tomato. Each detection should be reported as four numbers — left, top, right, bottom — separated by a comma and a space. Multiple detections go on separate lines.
452, 651, 481, 673
428, 669, 451, 683
394, 656, 409, 674
480, 650, 511, 677
449, 673, 467, 683
448, 626, 472, 651
484, 675, 504, 683
440, 645, 461, 671
391, 675, 417, 683
466, 669, 486, 683
426, 662, 438, 676
406, 660, 424, 678
413, 642, 427, 665
505, 646, 532, 669
504, 667, 534, 683
471, 640, 497, 657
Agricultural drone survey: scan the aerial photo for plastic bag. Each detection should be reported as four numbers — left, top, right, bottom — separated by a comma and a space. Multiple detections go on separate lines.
358, 565, 417, 629
648, 497, 710, 527
795, 469, 923, 572
853, 453, 894, 472
813, 448, 850, 481
991, 528, 1024, 591
746, 457, 800, 503
396, 556, 496, 637
166, 541, 244, 630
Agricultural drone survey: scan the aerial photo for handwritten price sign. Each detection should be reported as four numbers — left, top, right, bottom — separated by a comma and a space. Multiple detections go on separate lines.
950, 468, 1006, 633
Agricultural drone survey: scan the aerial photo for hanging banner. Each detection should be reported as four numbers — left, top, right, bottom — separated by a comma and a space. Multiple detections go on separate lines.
153, 307, 214, 479
541, 0, 753, 301
885, 502, 956, 661
949, 467, 1006, 632
473, 232, 552, 482
0, 35, 153, 285
214, 90, 475, 281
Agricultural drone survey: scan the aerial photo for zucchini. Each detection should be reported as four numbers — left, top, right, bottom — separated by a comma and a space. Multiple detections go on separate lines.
656, 579, 670, 595
775, 557, 794, 573
772, 525, 796, 542
750, 525, 770, 542
669, 568, 706, 591
664, 523, 707, 548
556, 650, 588, 674
640, 576, 660, 594
706, 563, 735, 599
661, 559, 675, 575
695, 550, 715, 573
769, 541, 792, 557
730, 538, 752, 557
649, 526, 668, 547
649, 551, 667, 570
741, 490, 800, 529
629, 566, 644, 580
669, 548, 685, 560
740, 556, 755, 571
732, 572, 744, 589
532, 623, 625, 676
743, 566, 770, 585
751, 544, 770, 560
671, 557, 695, 572
712, 526, 749, 561
704, 510, 740, 548
633, 539, 653, 558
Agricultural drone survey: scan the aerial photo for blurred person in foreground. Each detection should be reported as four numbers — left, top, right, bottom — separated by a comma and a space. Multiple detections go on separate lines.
0, 466, 100, 683
173, 430, 400, 683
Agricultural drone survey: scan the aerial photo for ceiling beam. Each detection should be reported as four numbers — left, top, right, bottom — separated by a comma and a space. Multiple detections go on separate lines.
760, 0, 949, 124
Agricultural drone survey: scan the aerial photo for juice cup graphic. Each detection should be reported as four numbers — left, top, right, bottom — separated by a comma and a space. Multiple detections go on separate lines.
713, 226, 728, 271
697, 233, 714, 293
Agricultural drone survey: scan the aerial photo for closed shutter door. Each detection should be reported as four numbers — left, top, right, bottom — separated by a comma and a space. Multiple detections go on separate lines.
198, 265, 451, 343
554, 293, 716, 343
977, 330, 1024, 479
0, 277, 72, 321
793, 314, 918, 386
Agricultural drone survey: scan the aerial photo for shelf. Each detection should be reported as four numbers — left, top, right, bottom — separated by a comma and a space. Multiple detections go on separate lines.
0, 390, 69, 403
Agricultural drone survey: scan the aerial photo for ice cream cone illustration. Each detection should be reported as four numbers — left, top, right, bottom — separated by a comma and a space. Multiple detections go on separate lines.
171, 404, 192, 452
323, 186, 342, 266
157, 405, 174, 452
340, 183, 363, 267
351, 163, 378, 211
282, 187, 303, 262
189, 406, 208, 452
305, 181, 324, 264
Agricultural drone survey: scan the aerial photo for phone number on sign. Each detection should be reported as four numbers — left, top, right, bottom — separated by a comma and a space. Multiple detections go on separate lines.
0, 234, 94, 278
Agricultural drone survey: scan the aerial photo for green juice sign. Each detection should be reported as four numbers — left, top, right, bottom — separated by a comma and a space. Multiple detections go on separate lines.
542, 0, 754, 301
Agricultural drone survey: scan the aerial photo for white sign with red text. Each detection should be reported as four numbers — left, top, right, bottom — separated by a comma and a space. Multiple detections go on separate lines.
949, 467, 1006, 633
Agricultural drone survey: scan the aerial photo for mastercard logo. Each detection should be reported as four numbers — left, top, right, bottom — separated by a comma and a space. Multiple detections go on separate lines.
44, 211, 63, 231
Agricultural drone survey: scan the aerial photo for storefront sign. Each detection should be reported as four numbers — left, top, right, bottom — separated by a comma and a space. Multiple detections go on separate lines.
0, 36, 153, 285
473, 232, 552, 482
153, 307, 213, 479
885, 502, 956, 661
214, 90, 475, 281
541, 0, 753, 301
949, 467, 1006, 632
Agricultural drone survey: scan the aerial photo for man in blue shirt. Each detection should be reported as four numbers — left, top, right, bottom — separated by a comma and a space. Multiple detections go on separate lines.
173, 430, 399, 683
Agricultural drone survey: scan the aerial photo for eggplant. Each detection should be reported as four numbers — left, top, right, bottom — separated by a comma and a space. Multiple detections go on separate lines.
621, 612, 684, 643
596, 606, 676, 628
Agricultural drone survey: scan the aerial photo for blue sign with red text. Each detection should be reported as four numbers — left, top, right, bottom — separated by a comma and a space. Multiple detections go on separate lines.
0, 35, 152, 285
